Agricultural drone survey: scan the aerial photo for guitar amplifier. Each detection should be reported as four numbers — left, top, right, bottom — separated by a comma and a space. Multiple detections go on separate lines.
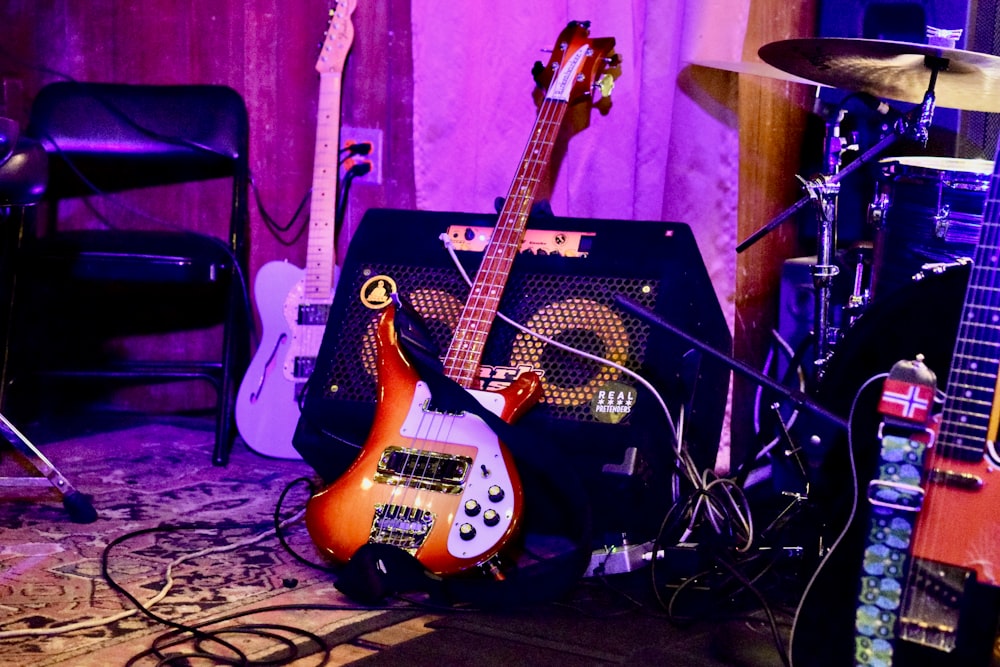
294, 208, 731, 542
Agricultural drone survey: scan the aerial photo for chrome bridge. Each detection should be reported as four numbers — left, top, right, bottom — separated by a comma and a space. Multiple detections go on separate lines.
899, 557, 970, 654
369, 503, 435, 552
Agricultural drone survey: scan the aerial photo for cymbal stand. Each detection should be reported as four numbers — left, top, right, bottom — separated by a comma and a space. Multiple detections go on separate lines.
0, 412, 97, 523
736, 71, 941, 379
803, 110, 846, 374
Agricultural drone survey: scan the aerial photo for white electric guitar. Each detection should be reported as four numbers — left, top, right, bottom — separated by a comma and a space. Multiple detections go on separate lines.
236, 2, 356, 458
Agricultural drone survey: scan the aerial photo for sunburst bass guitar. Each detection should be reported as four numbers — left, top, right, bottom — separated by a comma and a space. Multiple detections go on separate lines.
235, 2, 356, 459
305, 21, 620, 576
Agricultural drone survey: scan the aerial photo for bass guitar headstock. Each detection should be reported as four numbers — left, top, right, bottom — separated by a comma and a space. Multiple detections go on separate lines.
532, 21, 621, 106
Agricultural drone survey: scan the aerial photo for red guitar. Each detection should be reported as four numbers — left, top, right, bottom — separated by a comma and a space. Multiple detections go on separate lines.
305, 22, 619, 575
790, 148, 1000, 663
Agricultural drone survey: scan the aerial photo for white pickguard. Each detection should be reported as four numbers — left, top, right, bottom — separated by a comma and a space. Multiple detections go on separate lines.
400, 382, 516, 560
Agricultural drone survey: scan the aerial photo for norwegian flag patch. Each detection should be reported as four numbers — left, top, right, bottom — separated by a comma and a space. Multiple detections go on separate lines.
879, 378, 933, 423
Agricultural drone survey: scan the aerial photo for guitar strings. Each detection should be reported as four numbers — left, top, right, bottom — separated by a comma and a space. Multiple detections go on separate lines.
385, 92, 568, 559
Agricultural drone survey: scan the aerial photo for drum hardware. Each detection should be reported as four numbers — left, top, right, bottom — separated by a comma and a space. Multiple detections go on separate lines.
845, 243, 871, 328
752, 402, 812, 542
799, 168, 841, 367
868, 190, 889, 229
613, 294, 848, 434
868, 156, 992, 300
740, 33, 1000, 378
933, 206, 952, 238
912, 257, 972, 282
739, 102, 925, 378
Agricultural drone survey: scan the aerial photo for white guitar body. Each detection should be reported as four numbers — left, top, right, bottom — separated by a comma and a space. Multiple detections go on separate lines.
236, 260, 335, 459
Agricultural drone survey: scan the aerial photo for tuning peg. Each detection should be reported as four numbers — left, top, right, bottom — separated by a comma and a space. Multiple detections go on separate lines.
595, 73, 616, 99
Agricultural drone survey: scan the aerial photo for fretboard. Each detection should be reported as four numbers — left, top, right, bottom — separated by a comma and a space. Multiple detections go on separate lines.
441, 100, 568, 388
303, 72, 341, 301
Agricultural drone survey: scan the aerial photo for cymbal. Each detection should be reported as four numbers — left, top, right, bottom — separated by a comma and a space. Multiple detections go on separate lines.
759, 37, 1000, 112
688, 59, 823, 87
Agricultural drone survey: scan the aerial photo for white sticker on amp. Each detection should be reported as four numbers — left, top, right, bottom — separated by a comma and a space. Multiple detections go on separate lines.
590, 381, 636, 424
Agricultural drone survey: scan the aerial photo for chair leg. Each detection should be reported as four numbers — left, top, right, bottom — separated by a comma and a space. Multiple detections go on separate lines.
212, 275, 247, 466
213, 322, 236, 466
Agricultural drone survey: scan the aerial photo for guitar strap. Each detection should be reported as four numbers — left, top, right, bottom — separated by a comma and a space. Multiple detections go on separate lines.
853, 357, 938, 666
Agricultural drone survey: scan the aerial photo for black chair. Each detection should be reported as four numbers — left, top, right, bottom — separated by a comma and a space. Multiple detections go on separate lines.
12, 81, 251, 465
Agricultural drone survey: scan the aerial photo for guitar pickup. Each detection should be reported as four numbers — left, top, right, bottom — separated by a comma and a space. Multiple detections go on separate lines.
375, 446, 472, 494
297, 303, 330, 326
293, 357, 316, 378
900, 558, 971, 654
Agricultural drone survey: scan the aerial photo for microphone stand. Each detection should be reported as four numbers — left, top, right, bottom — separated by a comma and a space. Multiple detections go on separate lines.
613, 295, 848, 431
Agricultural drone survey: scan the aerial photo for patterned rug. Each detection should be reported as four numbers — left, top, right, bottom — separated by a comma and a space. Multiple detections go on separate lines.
0, 419, 415, 666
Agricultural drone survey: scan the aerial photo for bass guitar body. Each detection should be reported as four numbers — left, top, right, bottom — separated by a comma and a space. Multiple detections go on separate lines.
235, 260, 332, 459
305, 305, 543, 575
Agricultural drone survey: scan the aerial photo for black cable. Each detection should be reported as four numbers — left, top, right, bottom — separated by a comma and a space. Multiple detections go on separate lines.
252, 149, 370, 247
333, 159, 371, 248
340, 141, 372, 156
249, 171, 311, 243
99, 480, 394, 666
711, 554, 793, 667
101, 523, 256, 666
271, 476, 338, 573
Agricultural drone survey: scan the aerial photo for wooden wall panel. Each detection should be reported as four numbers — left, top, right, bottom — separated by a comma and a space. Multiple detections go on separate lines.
0, 0, 411, 283
733, 0, 817, 467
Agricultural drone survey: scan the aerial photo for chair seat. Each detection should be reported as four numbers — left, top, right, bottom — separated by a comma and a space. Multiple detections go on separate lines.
35, 230, 233, 283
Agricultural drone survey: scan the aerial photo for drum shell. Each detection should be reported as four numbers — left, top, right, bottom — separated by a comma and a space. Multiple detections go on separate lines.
870, 157, 990, 300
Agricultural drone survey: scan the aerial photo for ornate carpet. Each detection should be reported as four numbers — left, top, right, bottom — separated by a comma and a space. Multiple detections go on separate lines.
0, 420, 418, 666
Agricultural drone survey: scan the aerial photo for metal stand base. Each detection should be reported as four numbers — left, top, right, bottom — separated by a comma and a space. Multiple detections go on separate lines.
0, 412, 97, 523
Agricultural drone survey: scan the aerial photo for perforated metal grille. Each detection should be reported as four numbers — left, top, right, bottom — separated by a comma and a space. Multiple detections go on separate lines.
317, 262, 657, 423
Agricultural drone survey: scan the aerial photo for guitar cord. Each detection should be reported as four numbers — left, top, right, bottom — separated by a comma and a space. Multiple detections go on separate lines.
252, 141, 372, 246
786, 371, 886, 666
90, 474, 431, 666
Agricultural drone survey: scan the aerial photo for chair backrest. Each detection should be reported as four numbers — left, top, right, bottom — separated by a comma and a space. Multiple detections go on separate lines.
27, 82, 249, 201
